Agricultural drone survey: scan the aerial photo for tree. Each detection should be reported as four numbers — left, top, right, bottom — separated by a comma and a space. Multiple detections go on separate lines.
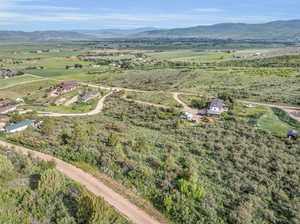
38, 169, 65, 193
107, 132, 119, 147
9, 112, 25, 123
77, 192, 122, 224
0, 154, 14, 178
41, 119, 54, 136
69, 122, 88, 147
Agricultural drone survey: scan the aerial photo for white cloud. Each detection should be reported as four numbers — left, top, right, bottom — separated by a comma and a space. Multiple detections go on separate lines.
192, 8, 223, 13
0, 0, 78, 11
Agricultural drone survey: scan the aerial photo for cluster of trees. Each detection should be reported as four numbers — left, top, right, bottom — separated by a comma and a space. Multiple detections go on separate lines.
0, 147, 128, 224
6, 94, 300, 224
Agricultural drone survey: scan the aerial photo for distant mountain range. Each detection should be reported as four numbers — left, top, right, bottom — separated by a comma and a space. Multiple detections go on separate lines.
0, 20, 300, 42
137, 20, 300, 41
74, 27, 158, 37
0, 31, 92, 42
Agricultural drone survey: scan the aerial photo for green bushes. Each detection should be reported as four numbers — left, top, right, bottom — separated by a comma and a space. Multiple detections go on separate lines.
5, 92, 300, 224
0, 154, 14, 178
271, 107, 300, 129
0, 147, 129, 224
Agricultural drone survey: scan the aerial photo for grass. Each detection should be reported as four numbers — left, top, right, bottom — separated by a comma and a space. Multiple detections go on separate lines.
0, 80, 58, 99
0, 75, 42, 89
233, 104, 299, 137
257, 107, 294, 137
124, 91, 180, 108
147, 49, 269, 63
29, 98, 99, 114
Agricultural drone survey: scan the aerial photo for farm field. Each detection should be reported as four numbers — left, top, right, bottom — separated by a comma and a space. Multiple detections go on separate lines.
146, 49, 269, 63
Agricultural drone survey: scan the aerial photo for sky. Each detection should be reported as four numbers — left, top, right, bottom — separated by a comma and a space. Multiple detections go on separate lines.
0, 0, 299, 31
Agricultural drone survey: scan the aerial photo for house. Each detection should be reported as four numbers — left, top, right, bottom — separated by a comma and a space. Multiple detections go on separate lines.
54, 81, 79, 95
245, 104, 255, 108
16, 98, 24, 103
288, 130, 298, 140
254, 52, 262, 56
207, 98, 226, 116
0, 105, 17, 114
78, 91, 100, 103
2, 71, 23, 79
0, 68, 10, 73
0, 99, 12, 106
91, 64, 101, 68
4, 120, 37, 133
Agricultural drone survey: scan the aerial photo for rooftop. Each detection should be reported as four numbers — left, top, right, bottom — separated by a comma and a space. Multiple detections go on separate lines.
210, 98, 224, 109
5, 120, 35, 132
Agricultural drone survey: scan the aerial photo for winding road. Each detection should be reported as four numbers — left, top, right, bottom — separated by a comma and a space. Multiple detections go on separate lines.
0, 140, 162, 224
38, 92, 114, 117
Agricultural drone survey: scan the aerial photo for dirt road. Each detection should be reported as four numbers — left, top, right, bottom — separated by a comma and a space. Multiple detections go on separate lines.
38, 92, 113, 117
172, 92, 202, 122
241, 100, 300, 122
0, 140, 162, 224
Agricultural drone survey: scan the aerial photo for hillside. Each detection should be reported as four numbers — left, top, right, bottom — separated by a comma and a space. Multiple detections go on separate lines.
75, 27, 159, 37
0, 31, 94, 42
138, 20, 300, 41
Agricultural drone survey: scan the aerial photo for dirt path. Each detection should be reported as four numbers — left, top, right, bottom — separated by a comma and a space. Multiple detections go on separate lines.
241, 100, 300, 122
0, 140, 162, 224
38, 92, 113, 117
172, 92, 202, 122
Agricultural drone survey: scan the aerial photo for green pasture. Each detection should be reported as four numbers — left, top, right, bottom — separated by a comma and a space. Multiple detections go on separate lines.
0, 75, 42, 89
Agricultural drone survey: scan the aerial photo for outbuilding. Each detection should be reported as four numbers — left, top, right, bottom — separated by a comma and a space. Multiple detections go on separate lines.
288, 130, 298, 140
5, 120, 37, 133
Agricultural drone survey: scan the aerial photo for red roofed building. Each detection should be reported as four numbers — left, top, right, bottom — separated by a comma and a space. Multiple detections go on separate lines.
54, 81, 79, 95
0, 99, 12, 106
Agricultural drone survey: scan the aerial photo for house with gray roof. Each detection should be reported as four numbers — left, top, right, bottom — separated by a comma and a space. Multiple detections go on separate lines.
78, 91, 100, 103
207, 98, 226, 116
5, 120, 37, 133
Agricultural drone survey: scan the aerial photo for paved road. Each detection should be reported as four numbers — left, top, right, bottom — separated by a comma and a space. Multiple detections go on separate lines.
0, 140, 162, 224
38, 92, 113, 117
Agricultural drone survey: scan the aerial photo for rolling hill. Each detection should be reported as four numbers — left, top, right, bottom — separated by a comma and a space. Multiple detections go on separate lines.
75, 27, 159, 37
137, 20, 300, 41
0, 31, 93, 42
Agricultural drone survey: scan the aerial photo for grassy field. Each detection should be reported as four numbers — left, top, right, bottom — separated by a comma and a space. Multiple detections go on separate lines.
146, 49, 269, 63
0, 80, 58, 98
124, 91, 181, 108
0, 75, 42, 89
232, 104, 300, 137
